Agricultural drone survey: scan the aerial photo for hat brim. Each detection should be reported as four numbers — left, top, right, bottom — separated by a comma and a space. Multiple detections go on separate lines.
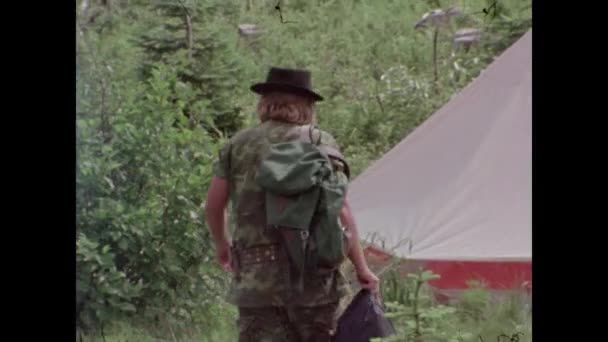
251, 83, 324, 102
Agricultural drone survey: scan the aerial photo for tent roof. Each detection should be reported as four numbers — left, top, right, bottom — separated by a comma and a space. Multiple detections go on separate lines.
349, 31, 532, 262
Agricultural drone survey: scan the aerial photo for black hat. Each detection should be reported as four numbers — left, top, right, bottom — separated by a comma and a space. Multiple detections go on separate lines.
250, 67, 324, 101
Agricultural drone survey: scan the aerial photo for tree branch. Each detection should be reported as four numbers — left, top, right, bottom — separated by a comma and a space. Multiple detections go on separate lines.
185, 14, 193, 61
80, 0, 90, 19
432, 27, 440, 93
177, 0, 194, 61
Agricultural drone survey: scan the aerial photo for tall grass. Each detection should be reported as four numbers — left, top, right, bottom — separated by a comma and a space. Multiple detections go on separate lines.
83, 267, 531, 342
375, 264, 532, 342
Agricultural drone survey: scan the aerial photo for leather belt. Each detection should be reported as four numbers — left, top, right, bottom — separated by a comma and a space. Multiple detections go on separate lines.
237, 244, 281, 266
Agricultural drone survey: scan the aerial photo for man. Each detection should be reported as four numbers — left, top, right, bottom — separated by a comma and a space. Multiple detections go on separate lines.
205, 67, 379, 341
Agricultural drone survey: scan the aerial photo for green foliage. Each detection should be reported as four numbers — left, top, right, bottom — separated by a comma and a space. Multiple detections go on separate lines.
457, 280, 492, 321
136, 0, 246, 135
231, 0, 531, 177
77, 51, 230, 336
377, 267, 531, 342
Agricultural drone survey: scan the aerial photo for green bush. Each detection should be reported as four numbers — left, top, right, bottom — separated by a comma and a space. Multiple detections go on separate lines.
77, 63, 230, 334
377, 269, 531, 342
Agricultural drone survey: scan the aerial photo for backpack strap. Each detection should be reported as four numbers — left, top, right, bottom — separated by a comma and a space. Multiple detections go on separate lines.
297, 125, 351, 179
308, 125, 322, 145
322, 145, 350, 179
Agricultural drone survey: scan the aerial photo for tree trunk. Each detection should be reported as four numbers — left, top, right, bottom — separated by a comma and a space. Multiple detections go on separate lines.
432, 27, 439, 93
80, 0, 90, 18
185, 14, 193, 61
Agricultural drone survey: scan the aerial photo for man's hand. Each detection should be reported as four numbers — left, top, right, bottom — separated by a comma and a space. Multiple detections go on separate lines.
215, 240, 233, 273
357, 267, 380, 293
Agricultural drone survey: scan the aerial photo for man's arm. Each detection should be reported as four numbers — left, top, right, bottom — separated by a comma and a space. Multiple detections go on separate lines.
205, 176, 232, 271
340, 198, 380, 292
320, 129, 379, 290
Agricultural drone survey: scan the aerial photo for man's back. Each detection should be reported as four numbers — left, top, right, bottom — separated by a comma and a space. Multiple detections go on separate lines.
214, 120, 349, 308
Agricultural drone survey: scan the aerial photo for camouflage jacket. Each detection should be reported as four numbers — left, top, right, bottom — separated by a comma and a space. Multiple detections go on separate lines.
212, 120, 351, 307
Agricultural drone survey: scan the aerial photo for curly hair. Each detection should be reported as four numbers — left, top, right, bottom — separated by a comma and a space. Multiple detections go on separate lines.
256, 92, 316, 125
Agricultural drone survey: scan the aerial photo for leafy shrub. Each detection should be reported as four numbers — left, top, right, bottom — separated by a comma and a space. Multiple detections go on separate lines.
77, 64, 229, 334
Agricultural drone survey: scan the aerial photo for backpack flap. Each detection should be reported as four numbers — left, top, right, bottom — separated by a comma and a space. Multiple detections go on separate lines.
264, 188, 320, 230
256, 140, 326, 195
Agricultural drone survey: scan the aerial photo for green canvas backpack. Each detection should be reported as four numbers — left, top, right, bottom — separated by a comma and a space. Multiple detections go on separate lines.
255, 125, 350, 292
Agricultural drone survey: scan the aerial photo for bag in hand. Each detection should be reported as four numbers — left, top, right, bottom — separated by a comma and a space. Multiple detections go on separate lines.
332, 289, 397, 342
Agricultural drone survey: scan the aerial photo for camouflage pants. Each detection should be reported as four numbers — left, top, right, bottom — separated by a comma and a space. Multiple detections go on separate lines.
237, 302, 339, 342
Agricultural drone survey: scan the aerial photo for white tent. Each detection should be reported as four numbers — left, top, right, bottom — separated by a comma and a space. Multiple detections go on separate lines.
349, 31, 532, 293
